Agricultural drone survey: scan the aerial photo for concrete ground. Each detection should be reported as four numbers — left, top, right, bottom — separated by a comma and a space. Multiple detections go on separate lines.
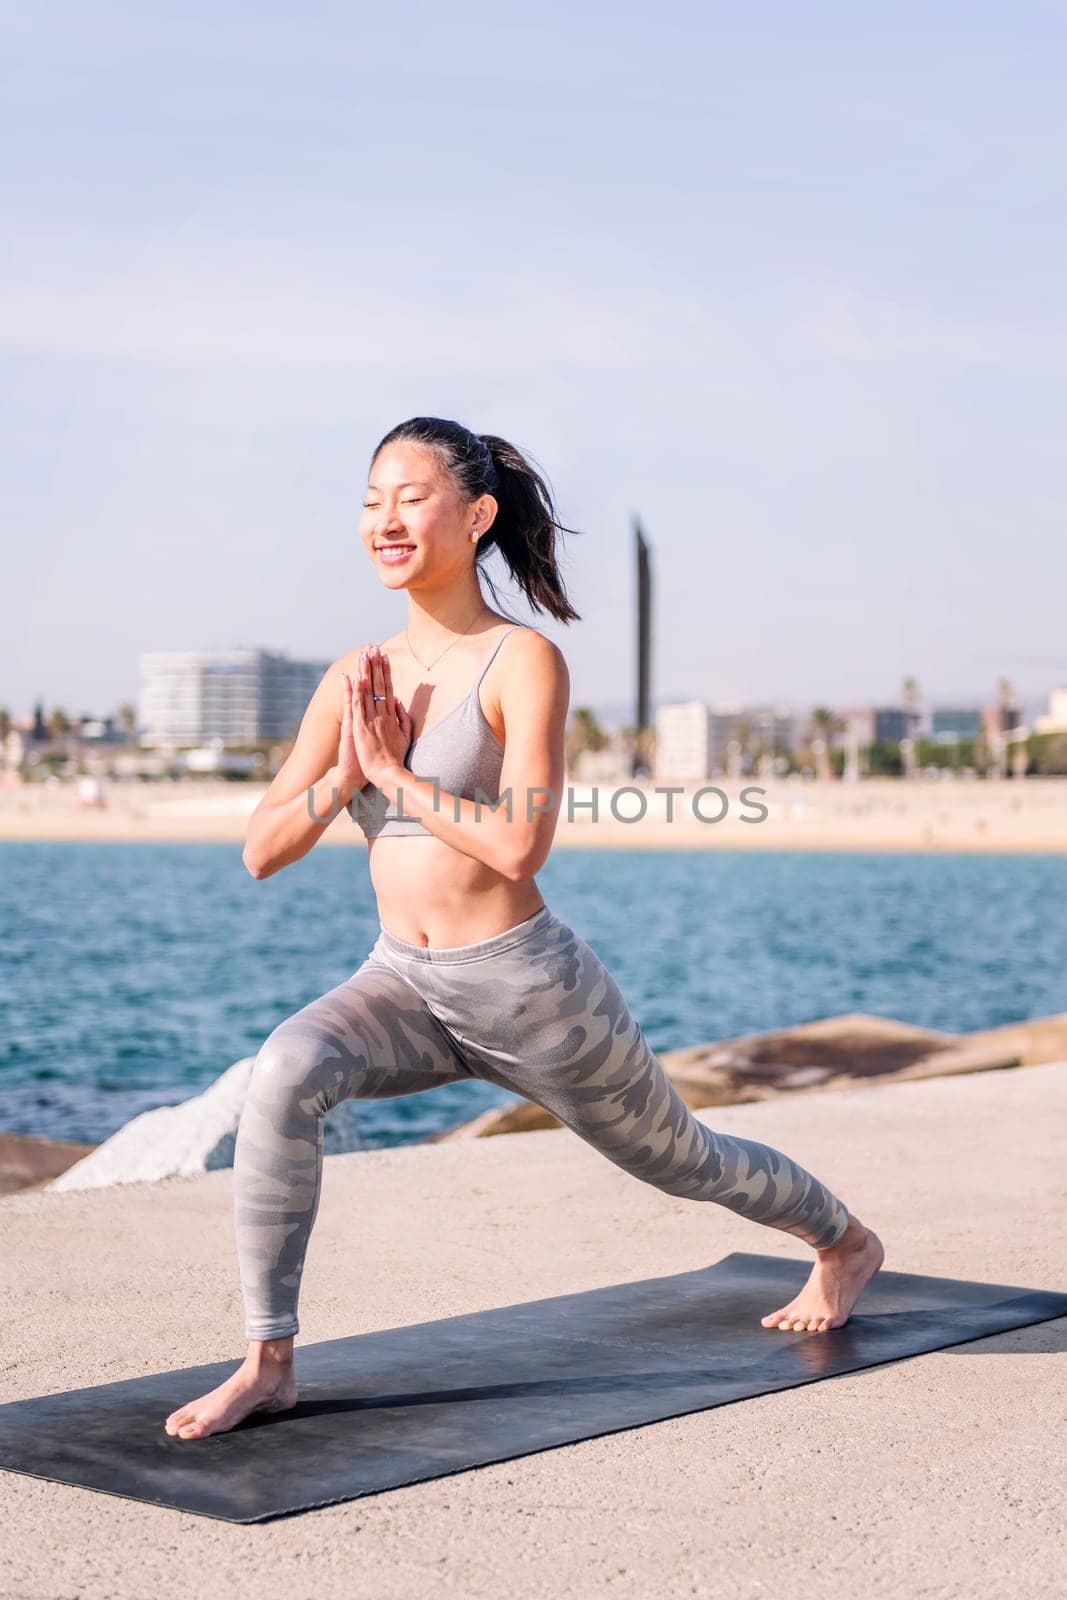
1, 1062, 1064, 1600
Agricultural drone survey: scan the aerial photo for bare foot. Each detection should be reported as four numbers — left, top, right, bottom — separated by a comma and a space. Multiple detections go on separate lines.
164, 1348, 298, 1440
761, 1215, 885, 1333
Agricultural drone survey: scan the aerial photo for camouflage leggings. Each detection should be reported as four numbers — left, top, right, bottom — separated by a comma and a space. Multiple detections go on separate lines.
233, 904, 851, 1339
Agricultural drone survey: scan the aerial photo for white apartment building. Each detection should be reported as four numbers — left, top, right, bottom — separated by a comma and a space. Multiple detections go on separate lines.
1034, 687, 1067, 734
654, 701, 712, 782
138, 649, 331, 749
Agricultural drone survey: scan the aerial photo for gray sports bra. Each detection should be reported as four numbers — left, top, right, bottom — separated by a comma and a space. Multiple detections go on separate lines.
347, 625, 523, 840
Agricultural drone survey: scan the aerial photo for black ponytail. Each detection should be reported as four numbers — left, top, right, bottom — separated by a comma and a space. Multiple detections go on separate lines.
372, 416, 583, 623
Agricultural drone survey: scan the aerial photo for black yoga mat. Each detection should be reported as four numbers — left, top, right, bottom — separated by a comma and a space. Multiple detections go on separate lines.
1, 1251, 1064, 1524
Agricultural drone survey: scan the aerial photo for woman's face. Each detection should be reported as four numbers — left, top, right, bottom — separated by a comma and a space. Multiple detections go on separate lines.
360, 441, 492, 593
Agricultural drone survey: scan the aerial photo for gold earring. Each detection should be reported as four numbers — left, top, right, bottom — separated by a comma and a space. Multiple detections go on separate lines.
471, 529, 479, 542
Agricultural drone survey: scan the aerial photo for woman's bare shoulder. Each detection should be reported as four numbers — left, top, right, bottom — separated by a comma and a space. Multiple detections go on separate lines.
496, 626, 569, 703
504, 625, 567, 667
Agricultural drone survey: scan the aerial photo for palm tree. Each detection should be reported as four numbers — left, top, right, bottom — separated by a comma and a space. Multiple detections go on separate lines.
901, 675, 920, 729
900, 677, 920, 777
808, 706, 838, 780
565, 707, 609, 775
987, 677, 1016, 777
48, 707, 71, 738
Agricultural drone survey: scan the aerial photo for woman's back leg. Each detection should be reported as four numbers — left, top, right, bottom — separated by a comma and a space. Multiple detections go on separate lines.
458, 922, 883, 1334
462, 928, 851, 1251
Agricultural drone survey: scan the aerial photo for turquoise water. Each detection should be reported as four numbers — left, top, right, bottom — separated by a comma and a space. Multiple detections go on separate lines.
2, 842, 1065, 1149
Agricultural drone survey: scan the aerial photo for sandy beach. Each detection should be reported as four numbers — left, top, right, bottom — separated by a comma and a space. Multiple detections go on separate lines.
2, 776, 1065, 851
1, 1061, 1063, 1596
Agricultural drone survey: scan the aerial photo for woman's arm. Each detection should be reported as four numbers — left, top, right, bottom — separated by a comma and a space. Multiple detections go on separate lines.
242, 651, 367, 880
360, 630, 570, 881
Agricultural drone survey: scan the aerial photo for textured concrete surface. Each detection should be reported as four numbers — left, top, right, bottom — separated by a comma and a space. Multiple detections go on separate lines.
1, 1062, 1064, 1600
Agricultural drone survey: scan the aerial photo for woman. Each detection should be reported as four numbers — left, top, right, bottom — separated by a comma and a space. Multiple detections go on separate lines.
165, 416, 884, 1441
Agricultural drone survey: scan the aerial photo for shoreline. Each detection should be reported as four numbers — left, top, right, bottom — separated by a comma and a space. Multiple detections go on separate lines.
2, 776, 1066, 852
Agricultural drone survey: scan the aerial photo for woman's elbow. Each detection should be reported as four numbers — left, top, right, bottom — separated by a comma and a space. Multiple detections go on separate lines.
242, 827, 278, 879
497, 834, 550, 883
242, 844, 268, 879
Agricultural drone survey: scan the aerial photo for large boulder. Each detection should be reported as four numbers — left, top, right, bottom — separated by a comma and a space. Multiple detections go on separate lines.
425, 1012, 1023, 1142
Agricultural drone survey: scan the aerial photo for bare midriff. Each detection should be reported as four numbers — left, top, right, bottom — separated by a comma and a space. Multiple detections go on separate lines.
367, 835, 545, 949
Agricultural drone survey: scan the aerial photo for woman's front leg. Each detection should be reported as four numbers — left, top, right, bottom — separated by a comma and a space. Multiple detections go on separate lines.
164, 957, 469, 1440
233, 957, 473, 1341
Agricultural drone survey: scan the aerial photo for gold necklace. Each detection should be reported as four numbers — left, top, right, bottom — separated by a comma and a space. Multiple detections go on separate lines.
405, 603, 489, 673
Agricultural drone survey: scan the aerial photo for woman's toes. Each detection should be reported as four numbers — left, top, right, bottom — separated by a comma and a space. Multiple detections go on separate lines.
178, 1417, 206, 1439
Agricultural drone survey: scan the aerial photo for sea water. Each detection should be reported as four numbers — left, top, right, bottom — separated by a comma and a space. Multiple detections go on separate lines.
2, 841, 1065, 1149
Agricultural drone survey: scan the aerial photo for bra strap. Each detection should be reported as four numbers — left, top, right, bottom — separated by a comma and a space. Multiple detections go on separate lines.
473, 625, 520, 690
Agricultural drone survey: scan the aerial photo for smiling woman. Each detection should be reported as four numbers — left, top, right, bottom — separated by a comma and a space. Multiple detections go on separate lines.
341, 418, 583, 943
163, 415, 885, 1446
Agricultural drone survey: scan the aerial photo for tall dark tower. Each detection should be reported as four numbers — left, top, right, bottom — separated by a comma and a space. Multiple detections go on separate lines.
633, 515, 652, 778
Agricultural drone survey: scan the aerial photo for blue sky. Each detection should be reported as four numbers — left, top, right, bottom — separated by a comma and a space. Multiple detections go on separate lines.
4, 1, 1066, 720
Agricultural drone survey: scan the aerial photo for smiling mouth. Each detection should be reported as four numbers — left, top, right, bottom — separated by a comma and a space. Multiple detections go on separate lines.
376, 545, 416, 561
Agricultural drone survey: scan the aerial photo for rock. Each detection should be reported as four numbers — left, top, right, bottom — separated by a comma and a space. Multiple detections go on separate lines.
0, 1131, 96, 1196
46, 1057, 364, 1191
426, 1012, 1023, 1142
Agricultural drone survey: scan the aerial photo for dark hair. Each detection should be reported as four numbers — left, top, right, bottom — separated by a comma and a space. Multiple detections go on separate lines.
371, 416, 583, 623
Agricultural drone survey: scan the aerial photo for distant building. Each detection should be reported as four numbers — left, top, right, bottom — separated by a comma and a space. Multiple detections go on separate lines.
873, 708, 910, 743
840, 707, 919, 746
77, 716, 130, 744
748, 706, 796, 767
139, 649, 331, 749
1033, 687, 1067, 735
183, 741, 264, 776
708, 708, 748, 771
654, 702, 711, 781
930, 708, 982, 742
706, 705, 795, 775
